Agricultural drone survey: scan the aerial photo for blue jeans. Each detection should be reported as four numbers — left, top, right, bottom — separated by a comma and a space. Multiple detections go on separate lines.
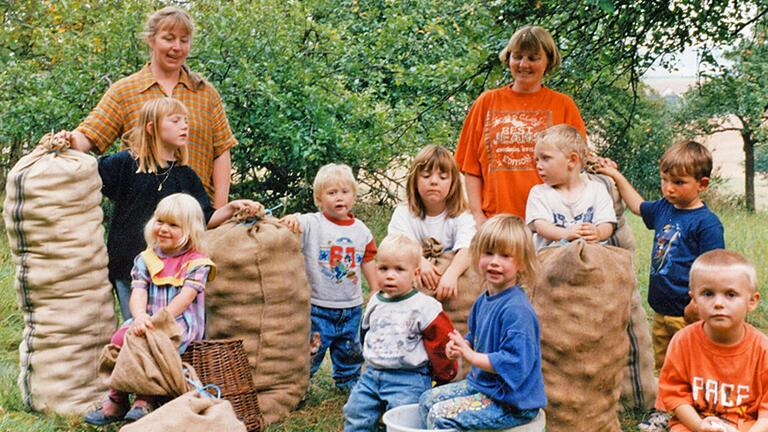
419, 380, 539, 430
113, 278, 132, 321
310, 305, 364, 389
343, 366, 432, 432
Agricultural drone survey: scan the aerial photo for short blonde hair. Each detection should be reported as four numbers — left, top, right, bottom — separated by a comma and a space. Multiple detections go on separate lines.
470, 214, 539, 287
499, 25, 561, 74
690, 249, 757, 293
659, 140, 713, 180
406, 145, 468, 219
378, 234, 422, 267
312, 163, 357, 210
536, 124, 587, 165
141, 6, 206, 89
144, 193, 206, 253
127, 98, 190, 174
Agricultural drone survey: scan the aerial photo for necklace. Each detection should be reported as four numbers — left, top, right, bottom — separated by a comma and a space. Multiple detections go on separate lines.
156, 160, 176, 191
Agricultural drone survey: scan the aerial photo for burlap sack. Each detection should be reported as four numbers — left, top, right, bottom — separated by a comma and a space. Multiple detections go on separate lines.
585, 171, 657, 411
531, 241, 634, 432
119, 391, 247, 432
203, 215, 310, 425
3, 134, 115, 414
416, 238, 483, 380
98, 309, 190, 396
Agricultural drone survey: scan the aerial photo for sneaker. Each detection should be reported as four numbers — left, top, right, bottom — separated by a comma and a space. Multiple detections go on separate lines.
83, 396, 128, 426
124, 397, 153, 422
638, 410, 670, 432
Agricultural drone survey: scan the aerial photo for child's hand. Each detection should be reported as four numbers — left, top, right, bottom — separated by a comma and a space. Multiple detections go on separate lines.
278, 213, 302, 233
435, 271, 458, 300
575, 223, 599, 243
562, 224, 581, 241
447, 329, 472, 359
595, 158, 620, 179
230, 199, 263, 215
130, 313, 154, 337
420, 258, 442, 292
699, 417, 736, 432
445, 339, 461, 360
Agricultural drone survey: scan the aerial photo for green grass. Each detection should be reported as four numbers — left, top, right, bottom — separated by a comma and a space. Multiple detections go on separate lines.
1, 205, 766, 431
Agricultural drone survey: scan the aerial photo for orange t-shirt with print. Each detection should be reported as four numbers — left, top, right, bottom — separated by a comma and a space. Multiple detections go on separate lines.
656, 322, 768, 431
455, 85, 585, 219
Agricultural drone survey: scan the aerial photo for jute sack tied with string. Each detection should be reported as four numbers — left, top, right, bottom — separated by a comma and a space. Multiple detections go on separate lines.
99, 308, 191, 397
416, 237, 483, 380
530, 240, 634, 432
119, 390, 247, 432
585, 169, 657, 411
203, 208, 311, 425
3, 134, 115, 414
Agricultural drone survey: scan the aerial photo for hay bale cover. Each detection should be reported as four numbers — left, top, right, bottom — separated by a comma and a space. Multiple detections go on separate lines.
203, 216, 310, 425
531, 241, 634, 432
3, 134, 115, 414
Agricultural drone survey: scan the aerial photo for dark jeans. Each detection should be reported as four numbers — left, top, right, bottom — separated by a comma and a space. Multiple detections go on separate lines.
309, 304, 364, 389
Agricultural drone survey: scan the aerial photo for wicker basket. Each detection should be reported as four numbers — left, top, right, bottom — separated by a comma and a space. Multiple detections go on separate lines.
182, 339, 263, 432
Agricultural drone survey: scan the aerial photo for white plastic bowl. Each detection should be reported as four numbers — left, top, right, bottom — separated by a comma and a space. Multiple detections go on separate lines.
382, 404, 546, 432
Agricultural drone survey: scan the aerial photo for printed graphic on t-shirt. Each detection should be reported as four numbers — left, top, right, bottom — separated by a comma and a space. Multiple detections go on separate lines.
484, 109, 552, 172
651, 223, 680, 276
552, 206, 595, 227
318, 237, 361, 284
691, 376, 751, 417
366, 309, 422, 360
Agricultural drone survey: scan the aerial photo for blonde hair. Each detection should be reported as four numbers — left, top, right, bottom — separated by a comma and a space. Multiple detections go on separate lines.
499, 25, 561, 74
141, 6, 206, 90
378, 234, 422, 267
144, 193, 206, 253
536, 124, 587, 165
690, 249, 757, 293
405, 145, 468, 219
659, 140, 713, 180
312, 163, 357, 210
126, 98, 189, 174
470, 214, 539, 287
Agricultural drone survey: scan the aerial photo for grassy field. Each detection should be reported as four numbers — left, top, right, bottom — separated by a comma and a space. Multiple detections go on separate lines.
1, 204, 766, 431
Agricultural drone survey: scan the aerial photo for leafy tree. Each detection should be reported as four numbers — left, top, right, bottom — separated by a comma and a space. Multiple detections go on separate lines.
676, 24, 768, 211
1, 0, 765, 210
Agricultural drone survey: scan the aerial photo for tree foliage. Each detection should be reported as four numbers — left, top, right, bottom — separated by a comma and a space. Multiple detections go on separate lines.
676, 21, 768, 211
1, 0, 765, 210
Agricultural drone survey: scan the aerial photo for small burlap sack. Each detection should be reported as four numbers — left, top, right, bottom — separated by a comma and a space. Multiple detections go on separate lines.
98, 309, 189, 397
416, 238, 483, 379
531, 241, 634, 432
3, 134, 115, 414
203, 211, 311, 425
119, 391, 247, 432
585, 171, 657, 411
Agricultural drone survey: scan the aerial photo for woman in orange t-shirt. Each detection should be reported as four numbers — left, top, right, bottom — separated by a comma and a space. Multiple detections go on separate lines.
455, 26, 586, 226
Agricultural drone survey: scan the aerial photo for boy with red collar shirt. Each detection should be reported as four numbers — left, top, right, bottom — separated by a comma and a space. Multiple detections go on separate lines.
280, 163, 378, 390
656, 250, 768, 432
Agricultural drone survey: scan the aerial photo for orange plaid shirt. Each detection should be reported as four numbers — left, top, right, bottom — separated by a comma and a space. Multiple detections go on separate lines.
76, 64, 237, 199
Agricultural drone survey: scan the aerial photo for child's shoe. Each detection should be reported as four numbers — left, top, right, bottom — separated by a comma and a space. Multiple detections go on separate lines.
83, 389, 129, 426
638, 410, 670, 432
124, 395, 153, 422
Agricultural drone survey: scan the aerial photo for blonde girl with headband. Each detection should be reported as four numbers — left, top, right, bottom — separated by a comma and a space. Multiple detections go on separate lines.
62, 97, 259, 322
419, 215, 546, 430
84, 194, 215, 425
387, 145, 476, 300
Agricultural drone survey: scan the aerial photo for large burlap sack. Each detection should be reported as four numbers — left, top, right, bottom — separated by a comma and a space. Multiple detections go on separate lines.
416, 238, 483, 379
585, 171, 657, 411
531, 241, 634, 432
203, 214, 310, 425
3, 134, 115, 415
119, 391, 247, 432
98, 309, 189, 397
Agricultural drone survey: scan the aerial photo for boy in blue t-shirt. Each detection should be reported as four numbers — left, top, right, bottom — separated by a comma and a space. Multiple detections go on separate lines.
599, 140, 724, 431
